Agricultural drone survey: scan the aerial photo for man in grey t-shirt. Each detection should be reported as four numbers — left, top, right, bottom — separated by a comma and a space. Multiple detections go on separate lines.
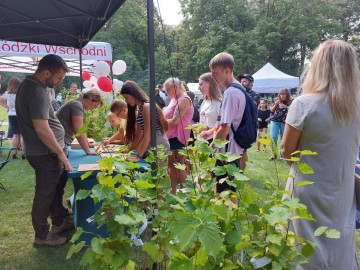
16, 54, 73, 247
209, 52, 245, 195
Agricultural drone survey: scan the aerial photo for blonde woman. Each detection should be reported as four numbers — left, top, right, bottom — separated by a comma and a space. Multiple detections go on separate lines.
197, 72, 222, 143
282, 40, 360, 269
163, 77, 193, 194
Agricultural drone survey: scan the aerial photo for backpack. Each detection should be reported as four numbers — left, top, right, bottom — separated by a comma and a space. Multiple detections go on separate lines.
229, 83, 258, 149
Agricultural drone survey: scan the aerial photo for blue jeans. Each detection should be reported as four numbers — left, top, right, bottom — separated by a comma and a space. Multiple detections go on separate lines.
270, 121, 285, 155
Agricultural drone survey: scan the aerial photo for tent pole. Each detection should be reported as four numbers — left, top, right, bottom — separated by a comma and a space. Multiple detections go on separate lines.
79, 41, 83, 92
147, 0, 156, 150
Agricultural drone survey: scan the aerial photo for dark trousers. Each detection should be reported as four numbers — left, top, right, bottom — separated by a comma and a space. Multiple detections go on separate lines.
27, 153, 65, 239
215, 158, 240, 193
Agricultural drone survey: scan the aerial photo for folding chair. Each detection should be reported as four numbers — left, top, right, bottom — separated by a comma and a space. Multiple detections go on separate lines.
0, 147, 16, 191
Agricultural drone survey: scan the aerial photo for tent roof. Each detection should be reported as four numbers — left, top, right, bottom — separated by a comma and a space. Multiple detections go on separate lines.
253, 62, 298, 79
0, 0, 125, 48
252, 63, 299, 94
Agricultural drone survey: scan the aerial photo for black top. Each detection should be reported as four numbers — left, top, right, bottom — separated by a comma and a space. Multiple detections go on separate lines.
258, 109, 271, 122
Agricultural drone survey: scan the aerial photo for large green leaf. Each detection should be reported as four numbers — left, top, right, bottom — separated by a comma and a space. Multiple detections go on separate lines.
75, 124, 88, 136
75, 189, 92, 200
297, 163, 314, 174
169, 253, 192, 270
114, 214, 137, 226
134, 180, 155, 189
301, 243, 314, 257
267, 234, 283, 245
81, 171, 93, 180
264, 206, 291, 226
325, 229, 341, 239
212, 204, 228, 220
91, 237, 105, 254
142, 242, 160, 262
66, 241, 86, 259
314, 226, 327, 237
198, 223, 224, 258
295, 181, 314, 187
192, 246, 208, 267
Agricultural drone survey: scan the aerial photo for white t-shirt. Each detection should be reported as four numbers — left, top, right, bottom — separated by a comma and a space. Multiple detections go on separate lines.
159, 91, 166, 102
216, 83, 246, 155
199, 99, 221, 139
3, 93, 16, 116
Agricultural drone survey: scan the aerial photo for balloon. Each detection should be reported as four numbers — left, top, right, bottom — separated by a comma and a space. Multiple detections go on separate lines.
93, 69, 103, 79
83, 80, 92, 88
90, 76, 97, 84
112, 60, 127, 75
112, 79, 124, 92
94, 61, 110, 77
97, 77, 113, 92
81, 71, 91, 81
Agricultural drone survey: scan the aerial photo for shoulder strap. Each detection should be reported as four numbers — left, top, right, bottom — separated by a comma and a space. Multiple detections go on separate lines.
228, 83, 248, 133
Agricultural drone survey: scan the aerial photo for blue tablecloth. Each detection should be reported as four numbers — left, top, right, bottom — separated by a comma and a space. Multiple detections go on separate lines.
67, 147, 150, 244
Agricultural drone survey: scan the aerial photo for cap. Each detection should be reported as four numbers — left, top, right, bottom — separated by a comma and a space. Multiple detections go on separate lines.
238, 74, 254, 82
156, 84, 163, 88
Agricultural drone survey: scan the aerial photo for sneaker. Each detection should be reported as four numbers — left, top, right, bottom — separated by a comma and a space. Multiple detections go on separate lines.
21, 154, 26, 160
51, 220, 74, 234
12, 154, 18, 159
269, 155, 277, 160
33, 232, 67, 247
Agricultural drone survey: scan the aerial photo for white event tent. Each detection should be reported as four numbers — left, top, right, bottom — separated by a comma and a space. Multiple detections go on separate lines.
0, 40, 112, 76
253, 63, 299, 94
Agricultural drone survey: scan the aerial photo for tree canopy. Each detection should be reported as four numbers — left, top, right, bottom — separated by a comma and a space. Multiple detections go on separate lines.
93, 0, 360, 90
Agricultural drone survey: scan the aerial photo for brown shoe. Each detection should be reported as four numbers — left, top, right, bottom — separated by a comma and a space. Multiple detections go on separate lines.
33, 232, 67, 247
51, 220, 74, 234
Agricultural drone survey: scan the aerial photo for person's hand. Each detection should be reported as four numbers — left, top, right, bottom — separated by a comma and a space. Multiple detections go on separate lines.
275, 100, 280, 106
89, 141, 98, 147
103, 139, 110, 146
279, 103, 285, 109
86, 151, 99, 156
265, 118, 269, 122
200, 130, 210, 140
126, 155, 140, 162
58, 152, 73, 171
258, 118, 262, 122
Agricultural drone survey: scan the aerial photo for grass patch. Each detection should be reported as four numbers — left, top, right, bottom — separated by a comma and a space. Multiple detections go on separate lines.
0, 138, 359, 269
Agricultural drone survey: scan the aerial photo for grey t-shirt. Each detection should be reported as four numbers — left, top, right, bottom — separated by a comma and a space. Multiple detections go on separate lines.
15, 76, 65, 155
56, 98, 84, 146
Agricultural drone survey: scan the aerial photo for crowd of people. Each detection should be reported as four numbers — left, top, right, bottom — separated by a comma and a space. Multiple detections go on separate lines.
4, 39, 360, 269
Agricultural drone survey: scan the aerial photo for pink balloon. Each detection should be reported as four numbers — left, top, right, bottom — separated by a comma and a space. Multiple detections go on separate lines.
97, 77, 112, 92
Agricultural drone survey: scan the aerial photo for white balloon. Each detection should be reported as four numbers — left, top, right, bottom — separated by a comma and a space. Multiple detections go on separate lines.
94, 61, 110, 77
112, 60, 127, 75
90, 76, 97, 84
112, 79, 124, 92
83, 80, 92, 88
93, 69, 103, 79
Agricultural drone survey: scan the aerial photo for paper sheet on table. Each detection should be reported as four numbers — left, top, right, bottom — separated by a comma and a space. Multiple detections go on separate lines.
77, 163, 100, 171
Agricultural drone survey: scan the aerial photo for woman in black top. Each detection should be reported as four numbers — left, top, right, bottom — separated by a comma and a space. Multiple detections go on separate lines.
257, 99, 271, 151
269, 88, 292, 159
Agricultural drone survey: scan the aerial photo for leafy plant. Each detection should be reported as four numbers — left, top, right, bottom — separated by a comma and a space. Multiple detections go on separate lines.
67, 129, 338, 269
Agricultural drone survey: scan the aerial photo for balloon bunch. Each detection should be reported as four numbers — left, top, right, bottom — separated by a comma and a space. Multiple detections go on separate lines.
81, 60, 126, 95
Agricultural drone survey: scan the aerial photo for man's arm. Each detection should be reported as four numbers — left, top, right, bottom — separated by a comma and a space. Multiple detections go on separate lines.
32, 119, 73, 170
213, 124, 230, 141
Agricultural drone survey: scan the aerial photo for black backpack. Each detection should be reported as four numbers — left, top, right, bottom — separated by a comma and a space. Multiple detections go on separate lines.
229, 83, 258, 149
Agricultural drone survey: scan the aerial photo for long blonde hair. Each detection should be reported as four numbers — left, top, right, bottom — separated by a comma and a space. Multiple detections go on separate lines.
300, 40, 360, 125
199, 72, 222, 102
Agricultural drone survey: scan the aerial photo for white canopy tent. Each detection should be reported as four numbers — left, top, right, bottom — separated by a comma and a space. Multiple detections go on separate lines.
253, 63, 299, 94
0, 40, 112, 76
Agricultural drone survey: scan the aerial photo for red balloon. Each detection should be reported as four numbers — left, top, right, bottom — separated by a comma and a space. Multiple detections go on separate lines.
82, 71, 91, 81
104, 60, 111, 66
97, 77, 112, 92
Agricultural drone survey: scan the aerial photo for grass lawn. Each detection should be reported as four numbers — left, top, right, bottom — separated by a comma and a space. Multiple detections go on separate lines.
0, 105, 359, 269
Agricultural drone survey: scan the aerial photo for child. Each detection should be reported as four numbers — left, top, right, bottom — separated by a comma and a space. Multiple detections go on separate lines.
103, 100, 128, 146
257, 99, 271, 152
